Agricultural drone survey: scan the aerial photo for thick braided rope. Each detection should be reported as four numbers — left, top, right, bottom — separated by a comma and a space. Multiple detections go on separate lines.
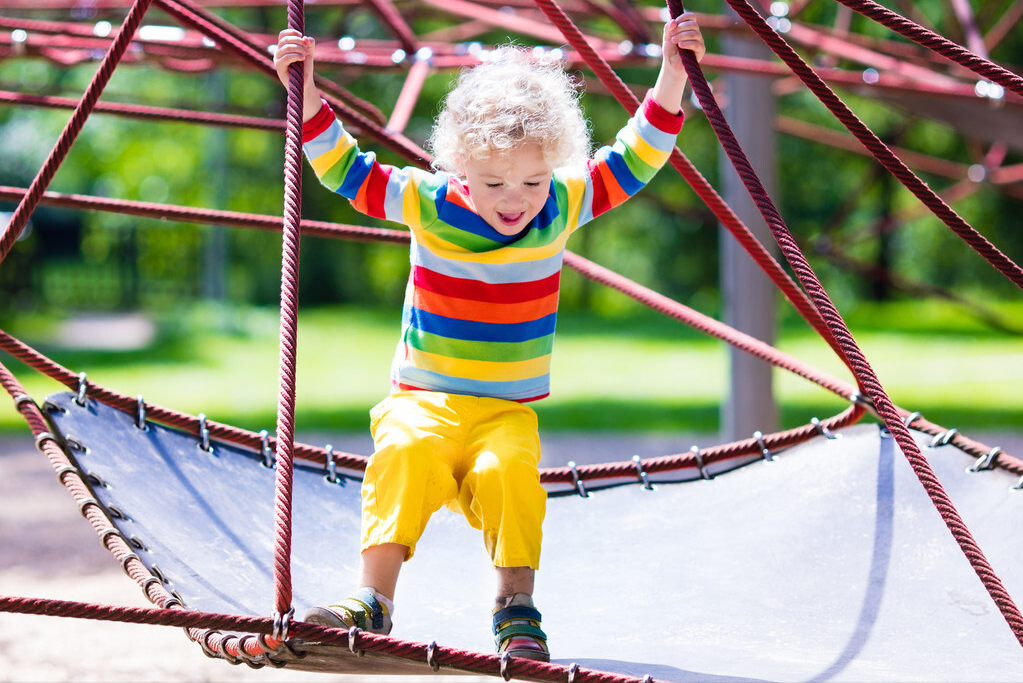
0, 326, 370, 469
0, 90, 285, 130
834, 0, 1023, 96
0, 0, 153, 268
673, 0, 1023, 647
268, 0, 306, 622
724, 0, 1023, 290
530, 0, 855, 377
0, 594, 649, 683
153, 0, 388, 127
152, 0, 430, 166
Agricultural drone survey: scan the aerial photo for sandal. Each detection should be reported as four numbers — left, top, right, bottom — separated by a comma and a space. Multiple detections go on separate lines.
492, 593, 550, 662
304, 587, 392, 634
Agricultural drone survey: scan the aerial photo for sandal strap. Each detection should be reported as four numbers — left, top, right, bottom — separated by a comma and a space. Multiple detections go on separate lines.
492, 604, 542, 631
496, 622, 547, 643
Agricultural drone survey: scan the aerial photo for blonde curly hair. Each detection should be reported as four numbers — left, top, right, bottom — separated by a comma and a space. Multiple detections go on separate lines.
427, 45, 591, 174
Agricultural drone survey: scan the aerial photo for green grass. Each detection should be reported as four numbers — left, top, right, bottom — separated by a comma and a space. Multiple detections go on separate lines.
1, 299, 1021, 438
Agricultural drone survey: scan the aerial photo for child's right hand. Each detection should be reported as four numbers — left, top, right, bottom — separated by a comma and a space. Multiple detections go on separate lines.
273, 29, 316, 93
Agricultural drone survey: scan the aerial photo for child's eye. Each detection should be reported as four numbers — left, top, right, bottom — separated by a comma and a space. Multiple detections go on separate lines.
525, 182, 541, 187
486, 183, 503, 189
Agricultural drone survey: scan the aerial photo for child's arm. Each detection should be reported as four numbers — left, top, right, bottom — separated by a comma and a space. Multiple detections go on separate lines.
650, 12, 706, 115
273, 29, 324, 123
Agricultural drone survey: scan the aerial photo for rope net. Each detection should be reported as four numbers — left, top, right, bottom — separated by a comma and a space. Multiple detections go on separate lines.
1, 0, 1022, 678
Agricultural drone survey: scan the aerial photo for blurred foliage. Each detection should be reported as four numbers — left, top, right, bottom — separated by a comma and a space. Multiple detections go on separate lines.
0, 0, 1020, 331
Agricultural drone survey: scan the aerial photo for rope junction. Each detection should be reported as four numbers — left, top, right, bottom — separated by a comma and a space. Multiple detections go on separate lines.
1, 0, 1022, 679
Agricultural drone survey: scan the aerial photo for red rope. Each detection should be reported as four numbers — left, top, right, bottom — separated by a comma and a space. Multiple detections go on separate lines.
0, 0, 154, 268
723, 0, 1023, 291
266, 0, 306, 623
834, 0, 1023, 97
672, 0, 1023, 649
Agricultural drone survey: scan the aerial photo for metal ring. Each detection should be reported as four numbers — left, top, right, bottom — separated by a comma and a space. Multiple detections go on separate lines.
567, 461, 589, 498
1012, 474, 1023, 492
99, 526, 127, 546
968, 447, 1002, 474
426, 640, 441, 671
77, 496, 101, 515
76, 372, 88, 406
567, 662, 580, 683
754, 431, 774, 462
642, 676, 654, 683
632, 455, 654, 490
135, 394, 148, 430
260, 430, 274, 469
13, 394, 35, 410
272, 607, 294, 643
903, 411, 922, 427
347, 625, 364, 656
500, 651, 513, 681
141, 575, 163, 594
119, 551, 142, 574
255, 633, 289, 667
162, 595, 184, 610
811, 417, 836, 440
54, 463, 80, 483
691, 445, 713, 480
850, 390, 875, 410
234, 635, 267, 669
197, 631, 223, 659
929, 428, 958, 448
197, 414, 213, 453
34, 431, 58, 452
42, 399, 67, 415
325, 444, 338, 484
65, 436, 87, 452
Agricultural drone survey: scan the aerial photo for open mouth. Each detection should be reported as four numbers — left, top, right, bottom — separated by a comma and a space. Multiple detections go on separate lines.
498, 211, 525, 226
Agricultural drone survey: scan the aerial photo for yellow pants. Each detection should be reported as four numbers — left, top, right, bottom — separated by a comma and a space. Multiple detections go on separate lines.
362, 390, 546, 569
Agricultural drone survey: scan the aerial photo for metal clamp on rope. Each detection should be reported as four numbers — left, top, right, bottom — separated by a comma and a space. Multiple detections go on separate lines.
850, 390, 875, 412
34, 431, 58, 452
811, 417, 836, 440
968, 447, 1002, 474
197, 413, 213, 453
567, 461, 589, 498
691, 445, 713, 480
13, 394, 35, 411
271, 607, 294, 644
929, 428, 958, 448
754, 431, 774, 462
567, 662, 580, 683
76, 372, 88, 406
426, 640, 441, 671
903, 411, 922, 428
260, 430, 274, 469
1012, 475, 1023, 492
632, 455, 654, 490
347, 625, 365, 657
500, 651, 513, 681
324, 444, 338, 484
135, 394, 148, 430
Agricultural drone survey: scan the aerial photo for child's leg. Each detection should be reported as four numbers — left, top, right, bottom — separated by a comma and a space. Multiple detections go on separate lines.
492, 566, 548, 661
357, 542, 406, 601
495, 565, 534, 600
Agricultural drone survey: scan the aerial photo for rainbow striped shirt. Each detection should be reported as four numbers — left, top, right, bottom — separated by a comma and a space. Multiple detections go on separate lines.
303, 95, 683, 402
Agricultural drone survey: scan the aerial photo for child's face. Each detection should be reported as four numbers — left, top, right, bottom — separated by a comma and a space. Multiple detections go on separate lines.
463, 143, 553, 236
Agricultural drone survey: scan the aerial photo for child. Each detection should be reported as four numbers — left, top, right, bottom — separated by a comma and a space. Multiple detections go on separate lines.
274, 15, 705, 662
